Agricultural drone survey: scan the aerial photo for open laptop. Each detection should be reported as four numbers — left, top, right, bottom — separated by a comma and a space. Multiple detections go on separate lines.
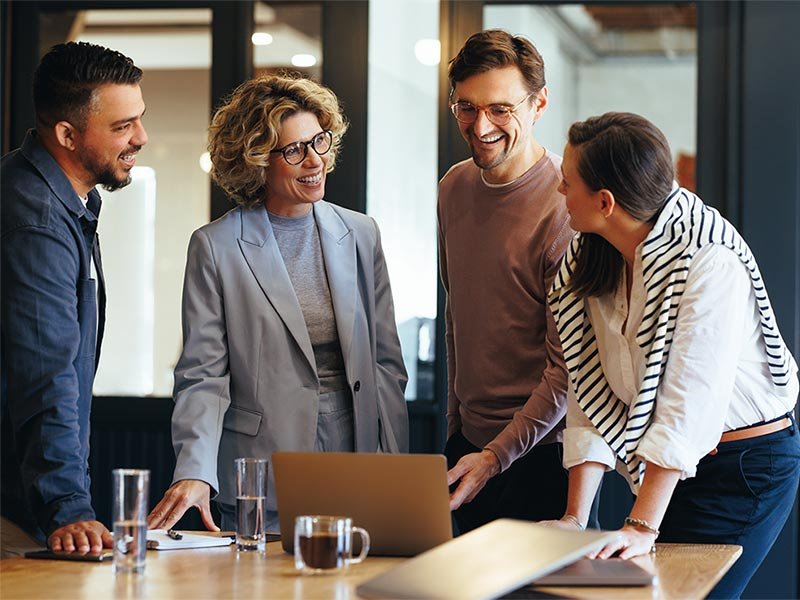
356, 519, 617, 600
272, 451, 453, 556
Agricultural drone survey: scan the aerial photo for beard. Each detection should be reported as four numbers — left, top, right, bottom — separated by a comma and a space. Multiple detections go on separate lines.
469, 143, 508, 171
467, 131, 509, 171
97, 168, 132, 193
78, 145, 139, 192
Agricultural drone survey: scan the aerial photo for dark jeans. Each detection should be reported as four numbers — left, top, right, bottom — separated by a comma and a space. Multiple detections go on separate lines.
659, 421, 800, 599
445, 430, 600, 534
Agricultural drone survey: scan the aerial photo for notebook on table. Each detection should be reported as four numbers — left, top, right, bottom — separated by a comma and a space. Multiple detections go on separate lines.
272, 451, 453, 556
356, 519, 617, 600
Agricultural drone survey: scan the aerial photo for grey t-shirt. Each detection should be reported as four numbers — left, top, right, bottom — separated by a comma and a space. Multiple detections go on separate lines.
268, 209, 347, 393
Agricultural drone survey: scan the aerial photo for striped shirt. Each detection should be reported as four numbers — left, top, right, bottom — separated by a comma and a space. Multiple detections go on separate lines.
549, 186, 798, 491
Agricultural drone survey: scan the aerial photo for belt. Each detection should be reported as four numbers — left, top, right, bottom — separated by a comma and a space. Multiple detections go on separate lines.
709, 416, 792, 455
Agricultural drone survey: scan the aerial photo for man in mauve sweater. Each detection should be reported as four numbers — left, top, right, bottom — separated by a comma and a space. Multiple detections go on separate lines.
439, 29, 584, 534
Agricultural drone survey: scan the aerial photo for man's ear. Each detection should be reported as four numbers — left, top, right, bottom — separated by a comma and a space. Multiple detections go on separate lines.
532, 86, 548, 122
598, 189, 617, 219
53, 121, 78, 151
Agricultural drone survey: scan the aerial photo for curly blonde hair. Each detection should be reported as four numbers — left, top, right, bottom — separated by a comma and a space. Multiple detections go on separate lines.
208, 74, 348, 208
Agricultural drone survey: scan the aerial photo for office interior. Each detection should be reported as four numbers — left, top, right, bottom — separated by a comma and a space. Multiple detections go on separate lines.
1, 1, 798, 597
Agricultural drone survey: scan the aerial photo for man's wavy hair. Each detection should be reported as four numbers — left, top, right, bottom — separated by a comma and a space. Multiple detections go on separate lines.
33, 41, 142, 131
448, 29, 545, 95
208, 74, 348, 209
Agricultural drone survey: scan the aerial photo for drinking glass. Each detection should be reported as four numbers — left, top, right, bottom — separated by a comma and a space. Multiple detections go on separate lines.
112, 469, 149, 574
235, 458, 268, 552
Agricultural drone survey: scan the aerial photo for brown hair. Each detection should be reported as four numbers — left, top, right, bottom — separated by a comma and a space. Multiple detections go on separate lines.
448, 29, 545, 94
566, 112, 675, 298
208, 74, 348, 208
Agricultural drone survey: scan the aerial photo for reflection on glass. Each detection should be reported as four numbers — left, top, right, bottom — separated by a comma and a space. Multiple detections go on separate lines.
38, 8, 213, 396
484, 3, 697, 189
253, 2, 322, 79
368, 0, 439, 401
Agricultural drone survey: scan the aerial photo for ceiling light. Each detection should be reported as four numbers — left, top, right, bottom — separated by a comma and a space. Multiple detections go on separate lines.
199, 152, 212, 174
251, 32, 273, 46
414, 39, 440, 66
291, 54, 317, 68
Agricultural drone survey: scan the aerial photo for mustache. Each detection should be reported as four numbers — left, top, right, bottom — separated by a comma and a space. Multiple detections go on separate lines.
119, 145, 143, 156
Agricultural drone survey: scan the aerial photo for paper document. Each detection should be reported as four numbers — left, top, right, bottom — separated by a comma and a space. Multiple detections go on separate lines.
146, 530, 233, 550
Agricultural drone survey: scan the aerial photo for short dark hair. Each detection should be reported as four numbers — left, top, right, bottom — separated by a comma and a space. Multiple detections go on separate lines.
448, 29, 545, 94
33, 41, 143, 131
566, 112, 675, 298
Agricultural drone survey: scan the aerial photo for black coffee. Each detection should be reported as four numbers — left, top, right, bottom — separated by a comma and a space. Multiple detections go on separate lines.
298, 532, 344, 569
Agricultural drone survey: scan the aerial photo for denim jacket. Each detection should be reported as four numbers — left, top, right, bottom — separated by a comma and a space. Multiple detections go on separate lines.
1, 130, 105, 540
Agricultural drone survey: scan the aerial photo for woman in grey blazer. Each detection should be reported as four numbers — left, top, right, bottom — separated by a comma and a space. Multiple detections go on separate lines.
147, 75, 409, 533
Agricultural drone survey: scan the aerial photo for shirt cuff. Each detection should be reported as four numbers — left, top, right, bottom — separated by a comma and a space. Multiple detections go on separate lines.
563, 426, 616, 471
47, 499, 97, 536
636, 423, 702, 479
484, 439, 515, 472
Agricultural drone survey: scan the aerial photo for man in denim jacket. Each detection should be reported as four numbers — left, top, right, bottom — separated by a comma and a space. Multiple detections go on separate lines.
1, 42, 147, 556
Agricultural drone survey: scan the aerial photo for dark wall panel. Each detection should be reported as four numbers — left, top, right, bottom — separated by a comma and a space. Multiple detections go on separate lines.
321, 1, 368, 215
737, 2, 800, 598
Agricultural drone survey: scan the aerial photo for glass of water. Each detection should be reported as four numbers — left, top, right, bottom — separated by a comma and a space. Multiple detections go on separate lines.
235, 458, 268, 552
112, 469, 149, 574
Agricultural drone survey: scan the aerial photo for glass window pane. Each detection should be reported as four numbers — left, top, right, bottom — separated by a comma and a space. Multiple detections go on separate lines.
39, 8, 213, 396
367, 0, 440, 401
485, 3, 697, 190
253, 2, 322, 78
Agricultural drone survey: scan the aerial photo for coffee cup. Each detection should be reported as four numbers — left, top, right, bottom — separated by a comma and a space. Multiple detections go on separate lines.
294, 515, 370, 574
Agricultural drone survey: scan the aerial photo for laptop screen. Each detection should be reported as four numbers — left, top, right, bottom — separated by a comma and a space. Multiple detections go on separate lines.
272, 451, 453, 556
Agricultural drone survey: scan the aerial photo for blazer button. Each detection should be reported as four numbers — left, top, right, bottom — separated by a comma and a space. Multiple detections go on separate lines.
353, 380, 361, 392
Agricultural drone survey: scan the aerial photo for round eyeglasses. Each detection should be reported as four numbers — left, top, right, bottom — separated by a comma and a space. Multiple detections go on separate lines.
270, 130, 333, 165
450, 92, 534, 126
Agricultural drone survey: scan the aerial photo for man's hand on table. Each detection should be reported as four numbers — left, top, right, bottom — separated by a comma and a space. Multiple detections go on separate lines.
48, 520, 113, 554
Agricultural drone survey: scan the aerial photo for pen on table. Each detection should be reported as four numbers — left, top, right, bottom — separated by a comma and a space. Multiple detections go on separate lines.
167, 529, 183, 540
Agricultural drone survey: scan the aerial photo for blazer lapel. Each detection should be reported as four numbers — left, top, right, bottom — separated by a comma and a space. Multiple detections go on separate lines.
237, 206, 316, 373
314, 202, 356, 368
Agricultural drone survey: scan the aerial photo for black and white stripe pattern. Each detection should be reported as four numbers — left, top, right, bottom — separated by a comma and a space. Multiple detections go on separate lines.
549, 187, 794, 490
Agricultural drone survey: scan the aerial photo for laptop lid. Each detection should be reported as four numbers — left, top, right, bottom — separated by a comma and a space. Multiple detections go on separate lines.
529, 557, 655, 587
272, 452, 453, 556
356, 519, 617, 600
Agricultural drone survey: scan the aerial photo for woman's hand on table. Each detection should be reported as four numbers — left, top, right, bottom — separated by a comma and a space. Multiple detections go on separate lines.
589, 525, 656, 560
147, 479, 218, 531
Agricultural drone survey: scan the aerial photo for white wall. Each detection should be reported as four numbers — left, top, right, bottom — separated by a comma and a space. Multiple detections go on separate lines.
484, 5, 696, 160
576, 59, 696, 160
94, 168, 156, 396
368, 0, 440, 399
484, 5, 579, 155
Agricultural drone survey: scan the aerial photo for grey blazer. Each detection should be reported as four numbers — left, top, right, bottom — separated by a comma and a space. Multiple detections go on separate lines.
171, 201, 409, 507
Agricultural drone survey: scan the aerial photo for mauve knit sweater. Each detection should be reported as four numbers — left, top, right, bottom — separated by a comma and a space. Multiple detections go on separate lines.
437, 151, 573, 471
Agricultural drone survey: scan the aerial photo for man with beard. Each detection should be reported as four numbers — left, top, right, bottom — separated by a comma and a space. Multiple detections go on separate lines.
1, 42, 147, 556
439, 30, 590, 533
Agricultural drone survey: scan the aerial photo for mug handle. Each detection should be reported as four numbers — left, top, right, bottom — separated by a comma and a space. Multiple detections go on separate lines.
348, 527, 370, 565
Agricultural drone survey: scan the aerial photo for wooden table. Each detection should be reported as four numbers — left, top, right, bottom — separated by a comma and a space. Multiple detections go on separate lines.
0, 540, 740, 599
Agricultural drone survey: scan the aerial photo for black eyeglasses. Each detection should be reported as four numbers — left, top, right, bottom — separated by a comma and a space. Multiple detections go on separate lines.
450, 93, 534, 126
270, 130, 333, 165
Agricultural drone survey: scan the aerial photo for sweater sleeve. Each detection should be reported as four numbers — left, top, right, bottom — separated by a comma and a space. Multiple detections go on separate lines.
485, 217, 573, 470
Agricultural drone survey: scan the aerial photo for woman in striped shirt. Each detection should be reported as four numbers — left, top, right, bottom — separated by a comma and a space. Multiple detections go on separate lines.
544, 112, 799, 598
